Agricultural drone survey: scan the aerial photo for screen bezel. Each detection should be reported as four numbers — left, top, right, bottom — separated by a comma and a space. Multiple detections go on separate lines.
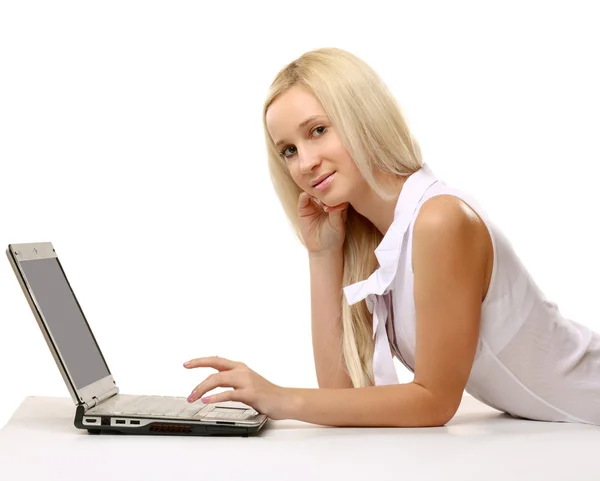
6, 242, 117, 407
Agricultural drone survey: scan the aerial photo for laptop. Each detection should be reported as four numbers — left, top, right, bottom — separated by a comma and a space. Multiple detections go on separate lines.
6, 242, 269, 436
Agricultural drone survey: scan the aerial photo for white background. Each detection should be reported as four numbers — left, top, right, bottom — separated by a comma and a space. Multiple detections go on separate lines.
1, 1, 598, 428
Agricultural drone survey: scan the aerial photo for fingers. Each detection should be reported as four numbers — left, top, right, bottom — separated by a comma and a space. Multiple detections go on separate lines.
201, 390, 239, 404
298, 192, 311, 209
322, 202, 348, 215
184, 355, 239, 371
188, 370, 237, 402
302, 192, 347, 211
301, 193, 324, 210
325, 203, 348, 212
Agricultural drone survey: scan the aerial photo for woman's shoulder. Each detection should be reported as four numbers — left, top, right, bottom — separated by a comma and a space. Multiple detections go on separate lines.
413, 193, 489, 242
411, 193, 494, 300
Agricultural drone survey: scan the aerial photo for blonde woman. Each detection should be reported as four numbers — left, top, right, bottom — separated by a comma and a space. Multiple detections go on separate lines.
184, 48, 600, 427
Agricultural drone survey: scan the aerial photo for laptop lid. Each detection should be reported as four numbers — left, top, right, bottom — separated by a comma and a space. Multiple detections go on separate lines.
6, 242, 118, 409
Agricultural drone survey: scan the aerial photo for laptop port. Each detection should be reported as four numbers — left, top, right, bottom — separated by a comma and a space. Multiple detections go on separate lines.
130, 420, 140, 425
115, 420, 126, 425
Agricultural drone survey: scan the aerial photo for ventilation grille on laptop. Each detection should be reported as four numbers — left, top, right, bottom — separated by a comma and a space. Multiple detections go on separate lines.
149, 423, 193, 434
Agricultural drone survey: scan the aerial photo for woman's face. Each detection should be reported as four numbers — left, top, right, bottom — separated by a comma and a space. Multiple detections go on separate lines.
265, 85, 366, 207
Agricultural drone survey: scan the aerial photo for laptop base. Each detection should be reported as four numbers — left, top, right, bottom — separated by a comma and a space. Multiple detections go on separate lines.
74, 405, 266, 436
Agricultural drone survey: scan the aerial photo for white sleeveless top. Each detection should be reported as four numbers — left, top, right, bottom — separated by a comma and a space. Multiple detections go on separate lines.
343, 163, 600, 425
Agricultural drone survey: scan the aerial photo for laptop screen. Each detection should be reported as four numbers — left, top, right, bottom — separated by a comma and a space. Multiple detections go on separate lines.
19, 257, 111, 390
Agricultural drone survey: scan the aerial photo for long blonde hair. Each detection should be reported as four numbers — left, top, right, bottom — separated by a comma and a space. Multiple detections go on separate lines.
262, 48, 423, 387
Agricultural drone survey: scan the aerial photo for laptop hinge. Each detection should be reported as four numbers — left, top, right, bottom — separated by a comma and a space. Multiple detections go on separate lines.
83, 386, 119, 410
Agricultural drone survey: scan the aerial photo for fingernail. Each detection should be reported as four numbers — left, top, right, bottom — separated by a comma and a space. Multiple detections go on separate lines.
187, 392, 197, 402
201, 396, 211, 403
184, 361, 190, 367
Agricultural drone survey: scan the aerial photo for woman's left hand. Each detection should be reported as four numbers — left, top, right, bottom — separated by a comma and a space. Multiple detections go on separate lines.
184, 356, 293, 420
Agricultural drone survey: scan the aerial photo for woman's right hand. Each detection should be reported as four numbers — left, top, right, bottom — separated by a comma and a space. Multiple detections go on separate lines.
297, 192, 349, 254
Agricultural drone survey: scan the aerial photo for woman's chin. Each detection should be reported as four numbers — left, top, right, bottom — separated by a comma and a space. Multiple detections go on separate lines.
318, 186, 347, 208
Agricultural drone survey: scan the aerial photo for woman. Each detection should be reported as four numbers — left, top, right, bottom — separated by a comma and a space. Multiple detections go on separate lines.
184, 48, 600, 427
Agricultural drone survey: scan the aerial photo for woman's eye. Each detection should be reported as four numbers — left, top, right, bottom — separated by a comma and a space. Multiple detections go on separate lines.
313, 126, 326, 137
281, 145, 296, 158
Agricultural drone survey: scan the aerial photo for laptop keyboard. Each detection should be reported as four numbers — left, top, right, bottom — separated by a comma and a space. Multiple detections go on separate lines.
87, 394, 213, 418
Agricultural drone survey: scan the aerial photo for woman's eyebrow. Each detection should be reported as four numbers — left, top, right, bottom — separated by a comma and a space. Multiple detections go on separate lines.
275, 115, 327, 146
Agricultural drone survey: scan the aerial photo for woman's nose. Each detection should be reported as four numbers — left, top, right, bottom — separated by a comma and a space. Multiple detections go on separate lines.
299, 147, 322, 174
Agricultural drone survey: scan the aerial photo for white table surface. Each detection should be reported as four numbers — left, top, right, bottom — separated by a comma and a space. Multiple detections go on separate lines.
0, 394, 598, 481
